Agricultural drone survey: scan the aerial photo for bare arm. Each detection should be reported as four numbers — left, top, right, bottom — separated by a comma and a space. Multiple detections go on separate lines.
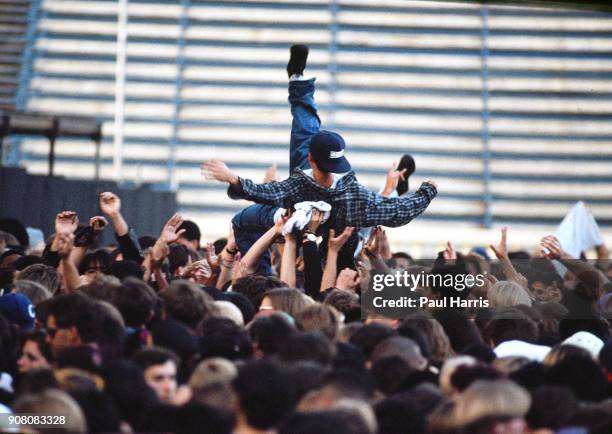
280, 232, 297, 288
57, 234, 80, 293
216, 227, 238, 290
320, 227, 354, 292
541, 235, 609, 298
490, 227, 529, 290
241, 217, 285, 275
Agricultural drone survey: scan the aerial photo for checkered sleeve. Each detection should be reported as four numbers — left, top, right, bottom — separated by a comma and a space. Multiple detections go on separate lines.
362, 182, 437, 227
227, 176, 303, 207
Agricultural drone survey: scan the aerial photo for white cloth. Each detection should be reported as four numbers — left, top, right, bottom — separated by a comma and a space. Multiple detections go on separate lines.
0, 372, 13, 394
563, 331, 604, 359
555, 201, 604, 258
302, 169, 346, 189
494, 340, 550, 362
282, 201, 331, 236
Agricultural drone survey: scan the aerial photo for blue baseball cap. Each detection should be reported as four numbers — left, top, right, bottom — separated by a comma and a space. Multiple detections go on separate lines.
309, 130, 351, 174
0, 293, 36, 329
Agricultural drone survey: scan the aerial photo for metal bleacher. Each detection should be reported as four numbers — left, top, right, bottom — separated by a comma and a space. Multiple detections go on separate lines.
7, 0, 612, 243
0, 0, 31, 110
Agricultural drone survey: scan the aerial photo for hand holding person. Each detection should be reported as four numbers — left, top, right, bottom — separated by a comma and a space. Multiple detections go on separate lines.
305, 209, 324, 235
336, 267, 361, 291
328, 226, 354, 253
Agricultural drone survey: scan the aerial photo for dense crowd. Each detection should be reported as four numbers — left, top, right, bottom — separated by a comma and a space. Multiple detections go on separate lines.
0, 45, 611, 434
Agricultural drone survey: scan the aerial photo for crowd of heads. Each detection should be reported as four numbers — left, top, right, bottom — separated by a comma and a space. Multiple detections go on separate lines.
0, 187, 611, 434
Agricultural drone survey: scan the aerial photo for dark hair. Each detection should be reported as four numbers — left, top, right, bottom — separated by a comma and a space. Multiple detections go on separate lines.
526, 385, 578, 430
160, 280, 215, 329
111, 278, 157, 328
349, 323, 397, 360
0, 218, 29, 247
70, 388, 121, 434
433, 308, 483, 353
484, 314, 539, 346
233, 360, 294, 430
103, 361, 159, 428
168, 244, 189, 275
232, 274, 285, 310
46, 293, 101, 344
279, 331, 335, 366
375, 395, 425, 434
178, 220, 201, 244
132, 347, 179, 371
213, 238, 227, 256
371, 356, 413, 395
78, 275, 121, 302
12, 255, 46, 271
138, 236, 157, 250
20, 330, 53, 363
450, 363, 503, 392
199, 317, 253, 361
280, 410, 369, 434
223, 291, 255, 324
248, 313, 295, 357
545, 355, 607, 402
79, 249, 112, 275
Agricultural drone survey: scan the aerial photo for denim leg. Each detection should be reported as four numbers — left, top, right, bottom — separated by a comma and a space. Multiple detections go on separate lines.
231, 204, 278, 275
289, 78, 321, 172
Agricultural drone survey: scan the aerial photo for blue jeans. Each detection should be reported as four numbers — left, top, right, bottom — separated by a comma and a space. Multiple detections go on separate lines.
231, 79, 320, 274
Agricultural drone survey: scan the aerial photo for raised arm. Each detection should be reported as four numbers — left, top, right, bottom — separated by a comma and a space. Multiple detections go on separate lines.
363, 180, 437, 228
201, 159, 301, 207
320, 227, 354, 293
99, 192, 144, 264
241, 216, 285, 275
490, 227, 530, 291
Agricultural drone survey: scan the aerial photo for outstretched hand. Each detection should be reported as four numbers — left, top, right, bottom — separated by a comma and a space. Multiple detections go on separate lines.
539, 235, 567, 260
99, 192, 121, 217
160, 213, 186, 244
328, 226, 354, 252
201, 160, 239, 185
382, 162, 407, 196
490, 226, 509, 260
55, 211, 79, 235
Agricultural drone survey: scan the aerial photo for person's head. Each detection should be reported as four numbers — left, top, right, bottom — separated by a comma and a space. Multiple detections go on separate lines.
77, 274, 121, 302
375, 394, 424, 434
545, 354, 607, 402
111, 277, 158, 328
233, 359, 294, 430
296, 303, 341, 340
43, 293, 101, 357
189, 357, 238, 413
132, 347, 179, 403
17, 330, 52, 373
280, 409, 368, 434
388, 252, 413, 271
160, 279, 215, 329
487, 281, 533, 308
307, 130, 351, 175
324, 288, 360, 317
279, 331, 336, 366
11, 279, 52, 305
0, 218, 29, 247
543, 343, 592, 366
199, 316, 253, 361
248, 312, 295, 358
232, 274, 286, 310
214, 300, 244, 327
371, 356, 414, 395
16, 263, 62, 294
177, 220, 201, 251
259, 287, 311, 318
349, 323, 397, 360
449, 380, 531, 434
399, 317, 451, 366
484, 311, 539, 347
78, 249, 112, 279
372, 337, 427, 372
526, 385, 578, 431
13, 389, 87, 433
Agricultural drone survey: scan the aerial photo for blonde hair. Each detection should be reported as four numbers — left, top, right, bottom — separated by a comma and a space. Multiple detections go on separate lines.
13, 389, 87, 433
450, 380, 530, 427
488, 280, 532, 308
295, 303, 341, 340
263, 288, 311, 318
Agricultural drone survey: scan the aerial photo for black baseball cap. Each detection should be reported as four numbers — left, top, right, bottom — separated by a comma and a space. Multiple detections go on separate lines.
309, 130, 351, 173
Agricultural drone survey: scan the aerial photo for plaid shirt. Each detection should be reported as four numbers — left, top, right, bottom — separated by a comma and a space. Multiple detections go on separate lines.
228, 168, 437, 254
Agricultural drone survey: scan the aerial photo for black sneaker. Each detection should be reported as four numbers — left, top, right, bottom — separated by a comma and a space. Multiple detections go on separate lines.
396, 154, 415, 196
287, 44, 309, 78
